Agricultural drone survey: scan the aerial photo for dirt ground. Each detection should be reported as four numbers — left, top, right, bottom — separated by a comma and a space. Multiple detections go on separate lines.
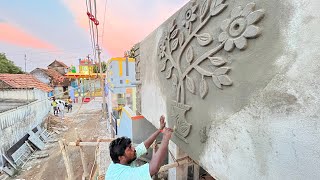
12, 97, 110, 180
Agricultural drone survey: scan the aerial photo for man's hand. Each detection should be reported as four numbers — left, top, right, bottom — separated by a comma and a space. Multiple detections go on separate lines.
162, 127, 173, 140
159, 115, 166, 130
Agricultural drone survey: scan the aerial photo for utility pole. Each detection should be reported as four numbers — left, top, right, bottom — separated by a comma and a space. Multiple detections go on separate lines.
97, 45, 108, 127
25, 54, 29, 103
87, 54, 92, 99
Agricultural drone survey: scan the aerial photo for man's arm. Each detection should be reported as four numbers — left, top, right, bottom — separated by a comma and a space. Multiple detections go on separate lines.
143, 115, 166, 149
149, 128, 173, 176
144, 129, 161, 149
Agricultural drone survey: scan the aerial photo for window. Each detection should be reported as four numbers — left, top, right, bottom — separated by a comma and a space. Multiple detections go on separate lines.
120, 80, 123, 84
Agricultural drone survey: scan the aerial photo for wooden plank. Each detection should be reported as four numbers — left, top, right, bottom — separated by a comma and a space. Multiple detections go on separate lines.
68, 139, 114, 146
193, 164, 200, 180
158, 157, 193, 173
75, 128, 89, 179
59, 140, 74, 180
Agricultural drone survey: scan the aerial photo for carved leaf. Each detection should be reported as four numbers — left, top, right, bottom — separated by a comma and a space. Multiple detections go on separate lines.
169, 19, 176, 33
195, 66, 212, 76
170, 29, 179, 39
216, 0, 226, 5
211, 4, 228, 16
186, 46, 194, 64
200, 0, 210, 21
196, 33, 213, 46
186, 76, 195, 94
200, 78, 208, 99
179, 32, 184, 46
160, 60, 167, 72
213, 67, 230, 75
172, 74, 178, 86
166, 67, 173, 79
209, 57, 226, 66
212, 75, 222, 89
218, 75, 233, 85
171, 38, 179, 52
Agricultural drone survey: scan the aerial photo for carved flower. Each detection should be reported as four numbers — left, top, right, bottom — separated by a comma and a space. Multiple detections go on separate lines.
159, 40, 166, 58
182, 3, 198, 30
218, 2, 265, 51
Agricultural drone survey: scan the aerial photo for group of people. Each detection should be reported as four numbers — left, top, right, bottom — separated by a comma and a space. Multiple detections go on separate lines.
51, 96, 73, 120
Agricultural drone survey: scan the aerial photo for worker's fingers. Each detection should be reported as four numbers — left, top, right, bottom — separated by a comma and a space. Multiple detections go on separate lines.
167, 128, 173, 132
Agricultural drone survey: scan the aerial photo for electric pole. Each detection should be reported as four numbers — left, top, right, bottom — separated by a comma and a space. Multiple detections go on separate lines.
87, 54, 92, 99
97, 46, 108, 131
25, 54, 29, 103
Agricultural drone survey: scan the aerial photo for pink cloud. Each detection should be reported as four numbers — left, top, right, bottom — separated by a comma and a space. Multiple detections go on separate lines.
62, 0, 188, 57
0, 23, 56, 50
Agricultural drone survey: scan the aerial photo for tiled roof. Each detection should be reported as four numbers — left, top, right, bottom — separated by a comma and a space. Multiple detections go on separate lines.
48, 60, 68, 68
0, 74, 53, 92
45, 69, 65, 82
31, 68, 65, 84
56, 60, 68, 68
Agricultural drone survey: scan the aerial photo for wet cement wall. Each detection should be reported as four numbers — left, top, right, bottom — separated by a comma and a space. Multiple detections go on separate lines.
136, 0, 320, 179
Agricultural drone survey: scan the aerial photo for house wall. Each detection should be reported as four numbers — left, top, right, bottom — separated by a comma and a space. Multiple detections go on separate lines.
107, 58, 136, 94
117, 106, 133, 139
31, 70, 50, 85
136, 0, 320, 179
0, 88, 46, 100
0, 90, 50, 159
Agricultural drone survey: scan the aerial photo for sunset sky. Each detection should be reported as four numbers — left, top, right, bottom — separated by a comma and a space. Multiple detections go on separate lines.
0, 0, 188, 72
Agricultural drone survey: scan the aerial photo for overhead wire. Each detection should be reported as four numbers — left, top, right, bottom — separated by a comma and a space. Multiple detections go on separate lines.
101, 0, 108, 46
86, 0, 96, 59
93, 0, 99, 47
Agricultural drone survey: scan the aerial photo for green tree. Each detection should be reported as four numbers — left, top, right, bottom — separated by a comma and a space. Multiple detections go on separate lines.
93, 62, 107, 73
0, 53, 24, 74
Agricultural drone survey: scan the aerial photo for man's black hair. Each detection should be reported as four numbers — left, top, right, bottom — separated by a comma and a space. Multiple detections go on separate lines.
109, 136, 132, 163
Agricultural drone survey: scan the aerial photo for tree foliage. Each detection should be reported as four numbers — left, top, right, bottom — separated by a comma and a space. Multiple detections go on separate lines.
0, 53, 24, 74
93, 62, 107, 73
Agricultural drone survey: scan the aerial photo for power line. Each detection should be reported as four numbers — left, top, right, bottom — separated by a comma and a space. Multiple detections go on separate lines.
101, 0, 108, 46
94, 0, 99, 46
87, 0, 97, 60
5, 47, 92, 56
86, 0, 96, 58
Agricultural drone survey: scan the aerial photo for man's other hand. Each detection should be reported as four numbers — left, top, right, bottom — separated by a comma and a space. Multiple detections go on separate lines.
159, 115, 166, 130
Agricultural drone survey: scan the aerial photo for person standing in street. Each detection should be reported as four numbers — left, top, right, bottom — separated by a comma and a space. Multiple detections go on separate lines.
51, 97, 58, 116
67, 96, 73, 113
58, 100, 65, 120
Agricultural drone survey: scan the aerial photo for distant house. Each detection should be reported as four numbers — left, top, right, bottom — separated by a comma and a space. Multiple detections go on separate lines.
0, 74, 52, 171
47, 60, 68, 75
48, 60, 68, 75
0, 74, 53, 94
31, 60, 72, 99
30, 68, 70, 98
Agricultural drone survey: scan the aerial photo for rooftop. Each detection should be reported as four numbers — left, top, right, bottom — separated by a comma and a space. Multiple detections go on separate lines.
0, 74, 53, 92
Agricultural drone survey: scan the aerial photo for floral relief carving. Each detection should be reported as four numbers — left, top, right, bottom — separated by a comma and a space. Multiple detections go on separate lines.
158, 0, 265, 143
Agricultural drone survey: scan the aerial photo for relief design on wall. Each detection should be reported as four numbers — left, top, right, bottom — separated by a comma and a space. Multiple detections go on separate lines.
158, 0, 265, 143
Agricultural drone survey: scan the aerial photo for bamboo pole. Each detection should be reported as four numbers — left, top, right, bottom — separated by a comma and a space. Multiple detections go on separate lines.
193, 163, 200, 180
68, 138, 114, 146
59, 139, 74, 180
75, 128, 89, 179
158, 156, 193, 173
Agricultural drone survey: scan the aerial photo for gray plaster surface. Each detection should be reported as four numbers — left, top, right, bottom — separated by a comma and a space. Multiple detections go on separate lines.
137, 0, 320, 179
0, 99, 30, 113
